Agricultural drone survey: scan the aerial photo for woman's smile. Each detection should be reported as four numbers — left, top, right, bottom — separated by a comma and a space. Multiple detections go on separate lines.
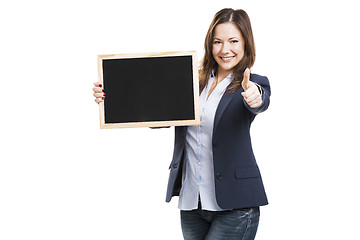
220, 56, 236, 62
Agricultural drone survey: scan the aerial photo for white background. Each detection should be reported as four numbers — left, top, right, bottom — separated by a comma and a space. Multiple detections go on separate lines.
1, 0, 359, 239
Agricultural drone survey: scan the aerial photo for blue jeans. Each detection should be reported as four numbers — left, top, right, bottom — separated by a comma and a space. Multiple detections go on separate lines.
180, 206, 260, 240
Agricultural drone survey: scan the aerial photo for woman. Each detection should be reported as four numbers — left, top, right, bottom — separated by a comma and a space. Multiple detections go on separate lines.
93, 8, 270, 240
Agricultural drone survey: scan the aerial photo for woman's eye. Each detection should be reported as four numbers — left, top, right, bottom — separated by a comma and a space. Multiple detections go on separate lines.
231, 40, 239, 43
213, 41, 221, 45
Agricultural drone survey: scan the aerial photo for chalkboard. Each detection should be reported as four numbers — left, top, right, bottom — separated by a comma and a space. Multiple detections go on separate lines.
97, 51, 200, 128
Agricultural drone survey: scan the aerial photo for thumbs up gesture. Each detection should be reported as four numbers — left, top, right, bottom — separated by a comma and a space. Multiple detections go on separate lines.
241, 68, 263, 108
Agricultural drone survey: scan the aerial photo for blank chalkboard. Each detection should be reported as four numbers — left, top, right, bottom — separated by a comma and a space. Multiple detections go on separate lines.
97, 51, 200, 128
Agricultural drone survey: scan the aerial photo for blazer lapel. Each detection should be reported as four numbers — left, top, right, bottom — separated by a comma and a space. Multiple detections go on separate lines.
213, 90, 237, 135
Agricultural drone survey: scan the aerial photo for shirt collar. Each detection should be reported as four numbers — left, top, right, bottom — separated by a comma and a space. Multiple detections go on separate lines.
211, 70, 233, 80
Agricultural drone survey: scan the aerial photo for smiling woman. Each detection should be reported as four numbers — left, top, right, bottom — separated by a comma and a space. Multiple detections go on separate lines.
209, 22, 245, 97
199, 9, 256, 94
170, 8, 270, 240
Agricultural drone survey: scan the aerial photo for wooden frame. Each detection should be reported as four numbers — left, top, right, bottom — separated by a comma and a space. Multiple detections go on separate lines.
97, 51, 200, 129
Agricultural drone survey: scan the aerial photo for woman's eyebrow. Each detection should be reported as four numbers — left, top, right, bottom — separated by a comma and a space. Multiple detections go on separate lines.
213, 37, 240, 40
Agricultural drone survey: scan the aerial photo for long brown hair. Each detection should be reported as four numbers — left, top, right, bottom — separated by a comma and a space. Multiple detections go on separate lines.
199, 8, 256, 93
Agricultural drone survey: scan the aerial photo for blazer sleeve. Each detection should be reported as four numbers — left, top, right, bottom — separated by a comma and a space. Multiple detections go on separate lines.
243, 74, 271, 115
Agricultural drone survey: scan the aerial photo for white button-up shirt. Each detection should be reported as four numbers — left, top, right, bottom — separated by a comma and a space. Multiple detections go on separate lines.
178, 74, 232, 211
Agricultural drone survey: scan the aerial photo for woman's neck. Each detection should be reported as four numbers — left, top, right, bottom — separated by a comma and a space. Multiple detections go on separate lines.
216, 69, 232, 83
207, 69, 232, 99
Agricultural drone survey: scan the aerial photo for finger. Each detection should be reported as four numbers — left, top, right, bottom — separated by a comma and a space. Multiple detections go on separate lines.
242, 68, 251, 90
93, 92, 105, 98
94, 82, 103, 88
247, 96, 261, 106
245, 90, 261, 103
94, 98, 104, 104
93, 86, 104, 93
242, 89, 261, 106
241, 85, 258, 99
243, 94, 258, 105
250, 96, 263, 107
249, 100, 262, 108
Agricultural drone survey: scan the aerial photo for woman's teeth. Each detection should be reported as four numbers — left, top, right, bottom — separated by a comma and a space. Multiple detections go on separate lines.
221, 56, 234, 61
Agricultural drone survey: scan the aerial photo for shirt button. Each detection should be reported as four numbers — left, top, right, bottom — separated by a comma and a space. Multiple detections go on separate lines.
216, 173, 223, 180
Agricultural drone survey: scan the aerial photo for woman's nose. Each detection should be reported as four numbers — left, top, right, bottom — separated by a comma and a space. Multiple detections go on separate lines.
221, 42, 231, 54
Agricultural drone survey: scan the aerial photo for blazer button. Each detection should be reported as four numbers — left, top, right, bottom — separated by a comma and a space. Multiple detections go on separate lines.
173, 163, 178, 169
216, 173, 223, 180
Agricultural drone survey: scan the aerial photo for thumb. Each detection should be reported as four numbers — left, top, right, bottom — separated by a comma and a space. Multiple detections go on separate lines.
242, 68, 251, 91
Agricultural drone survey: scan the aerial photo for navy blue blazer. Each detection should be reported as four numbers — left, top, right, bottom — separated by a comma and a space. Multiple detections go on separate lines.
165, 73, 271, 210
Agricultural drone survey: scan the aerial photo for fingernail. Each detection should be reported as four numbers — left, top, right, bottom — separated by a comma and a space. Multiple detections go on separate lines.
103, 94, 106, 97
99, 84, 102, 87
102, 97, 104, 100
102, 89, 105, 93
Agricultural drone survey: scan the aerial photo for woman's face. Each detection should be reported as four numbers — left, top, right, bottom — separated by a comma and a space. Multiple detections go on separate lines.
212, 22, 245, 75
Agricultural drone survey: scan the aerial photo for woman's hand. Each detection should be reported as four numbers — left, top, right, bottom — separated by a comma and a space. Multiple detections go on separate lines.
93, 81, 105, 104
241, 68, 262, 108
